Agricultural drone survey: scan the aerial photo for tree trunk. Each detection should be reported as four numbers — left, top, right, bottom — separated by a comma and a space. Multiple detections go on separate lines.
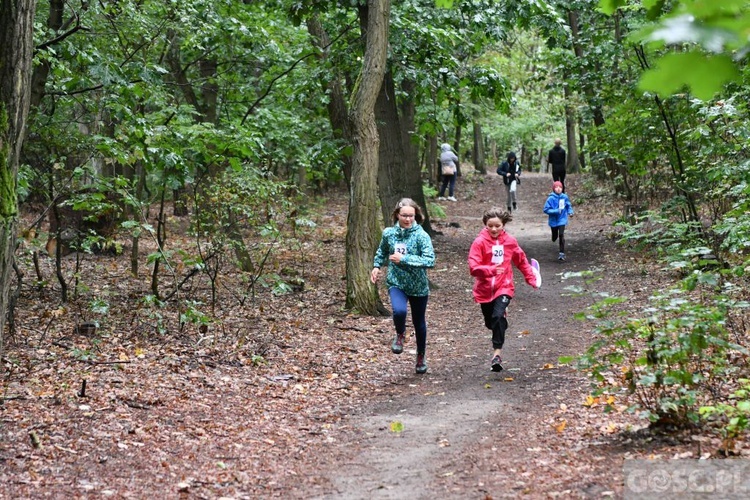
568, 10, 605, 127
345, 0, 389, 315
30, 0, 64, 109
427, 134, 438, 188
563, 84, 580, 172
306, 16, 354, 185
130, 160, 146, 277
167, 32, 219, 216
1, 0, 38, 358
472, 111, 486, 173
398, 78, 419, 171
375, 70, 432, 233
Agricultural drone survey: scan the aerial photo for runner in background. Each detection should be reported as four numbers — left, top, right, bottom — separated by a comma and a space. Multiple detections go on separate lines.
543, 181, 574, 261
497, 152, 521, 212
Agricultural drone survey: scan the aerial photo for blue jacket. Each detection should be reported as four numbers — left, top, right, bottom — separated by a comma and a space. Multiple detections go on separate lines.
544, 192, 574, 227
373, 223, 435, 296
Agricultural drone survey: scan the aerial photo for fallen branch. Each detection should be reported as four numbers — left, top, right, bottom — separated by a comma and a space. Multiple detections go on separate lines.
75, 359, 132, 365
1, 395, 28, 402
120, 398, 150, 410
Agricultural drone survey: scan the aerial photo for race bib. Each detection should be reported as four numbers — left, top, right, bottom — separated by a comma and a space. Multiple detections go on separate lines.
491, 244, 504, 264
394, 243, 407, 255
558, 198, 565, 211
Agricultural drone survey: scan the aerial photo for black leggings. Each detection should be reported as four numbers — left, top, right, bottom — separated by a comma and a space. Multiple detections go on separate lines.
552, 169, 566, 192
551, 225, 566, 253
480, 295, 511, 350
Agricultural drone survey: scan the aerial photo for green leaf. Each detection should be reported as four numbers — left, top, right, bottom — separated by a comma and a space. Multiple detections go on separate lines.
390, 421, 404, 433
435, 0, 454, 9
598, 0, 627, 15
639, 52, 740, 100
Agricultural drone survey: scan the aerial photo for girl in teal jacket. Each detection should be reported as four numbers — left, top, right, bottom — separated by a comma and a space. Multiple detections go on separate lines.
371, 198, 435, 374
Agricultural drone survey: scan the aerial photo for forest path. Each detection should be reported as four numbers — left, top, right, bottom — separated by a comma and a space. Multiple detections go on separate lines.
316, 172, 620, 499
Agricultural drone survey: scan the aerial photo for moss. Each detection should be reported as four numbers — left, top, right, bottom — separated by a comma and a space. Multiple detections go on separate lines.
0, 103, 18, 218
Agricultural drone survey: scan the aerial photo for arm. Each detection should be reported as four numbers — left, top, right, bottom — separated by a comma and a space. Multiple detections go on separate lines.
566, 197, 574, 216
372, 233, 389, 269
468, 241, 496, 278
543, 196, 559, 215
401, 232, 435, 269
371, 233, 389, 283
512, 246, 539, 288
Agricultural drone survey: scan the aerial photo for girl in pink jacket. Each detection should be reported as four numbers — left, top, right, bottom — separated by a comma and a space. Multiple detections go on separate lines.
468, 207, 540, 371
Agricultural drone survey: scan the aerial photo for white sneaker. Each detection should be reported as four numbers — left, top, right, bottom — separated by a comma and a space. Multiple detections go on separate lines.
447, 196, 457, 202
438, 196, 446, 201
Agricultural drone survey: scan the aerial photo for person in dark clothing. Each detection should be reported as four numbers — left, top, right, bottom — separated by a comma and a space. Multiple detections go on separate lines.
547, 138, 567, 193
496, 152, 521, 212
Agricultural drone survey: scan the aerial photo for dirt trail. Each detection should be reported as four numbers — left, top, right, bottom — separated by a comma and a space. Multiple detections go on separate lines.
315, 172, 621, 499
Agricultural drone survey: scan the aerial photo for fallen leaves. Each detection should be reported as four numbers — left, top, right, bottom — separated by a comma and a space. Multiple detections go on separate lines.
582, 394, 616, 407
553, 419, 567, 433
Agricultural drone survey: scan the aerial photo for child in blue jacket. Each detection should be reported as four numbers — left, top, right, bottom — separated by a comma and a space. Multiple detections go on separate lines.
543, 181, 574, 261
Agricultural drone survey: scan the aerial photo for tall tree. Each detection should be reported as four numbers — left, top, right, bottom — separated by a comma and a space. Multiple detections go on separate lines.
375, 69, 432, 232
1, 0, 38, 357
345, 0, 390, 314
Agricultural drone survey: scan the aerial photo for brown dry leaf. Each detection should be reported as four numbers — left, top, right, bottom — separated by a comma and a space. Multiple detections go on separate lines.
503, 377, 514, 382
583, 395, 599, 407
554, 419, 567, 433
541, 363, 555, 370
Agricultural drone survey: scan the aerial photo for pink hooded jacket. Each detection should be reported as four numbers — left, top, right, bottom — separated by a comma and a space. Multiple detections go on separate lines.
468, 227, 538, 303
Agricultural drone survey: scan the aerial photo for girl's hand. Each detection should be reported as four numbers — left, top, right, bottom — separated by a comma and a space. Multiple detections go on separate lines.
370, 268, 380, 283
389, 253, 403, 264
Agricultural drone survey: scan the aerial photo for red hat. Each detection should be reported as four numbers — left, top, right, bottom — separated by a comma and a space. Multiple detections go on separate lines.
552, 181, 563, 190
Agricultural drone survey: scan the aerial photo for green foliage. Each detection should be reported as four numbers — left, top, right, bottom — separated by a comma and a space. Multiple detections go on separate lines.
639, 53, 740, 101
180, 301, 210, 328
480, 32, 563, 159
89, 298, 110, 316
700, 379, 750, 447
600, 0, 748, 99
577, 286, 748, 427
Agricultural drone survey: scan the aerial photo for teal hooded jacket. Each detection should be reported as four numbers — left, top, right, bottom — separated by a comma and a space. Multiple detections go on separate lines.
373, 223, 435, 296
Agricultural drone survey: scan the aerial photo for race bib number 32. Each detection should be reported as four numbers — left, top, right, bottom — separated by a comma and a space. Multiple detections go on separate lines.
394, 243, 407, 255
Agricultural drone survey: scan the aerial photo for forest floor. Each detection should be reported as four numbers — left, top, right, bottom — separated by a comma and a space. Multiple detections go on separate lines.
1, 171, 747, 499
